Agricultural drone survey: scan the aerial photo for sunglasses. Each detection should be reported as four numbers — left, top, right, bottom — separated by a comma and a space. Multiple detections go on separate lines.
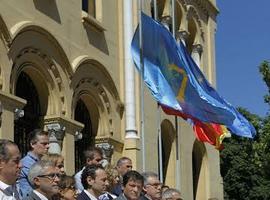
38, 173, 61, 180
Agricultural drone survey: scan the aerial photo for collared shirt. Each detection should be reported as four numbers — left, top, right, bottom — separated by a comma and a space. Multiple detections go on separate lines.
33, 190, 48, 200
18, 152, 39, 199
84, 190, 98, 200
74, 167, 85, 193
0, 180, 16, 200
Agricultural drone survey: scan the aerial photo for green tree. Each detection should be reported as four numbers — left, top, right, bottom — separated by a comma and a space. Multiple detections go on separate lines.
220, 61, 270, 200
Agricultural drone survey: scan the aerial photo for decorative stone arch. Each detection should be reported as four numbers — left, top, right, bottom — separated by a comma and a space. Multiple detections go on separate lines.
160, 119, 176, 185
192, 139, 209, 200
175, 0, 188, 31
186, 5, 205, 51
71, 57, 123, 167
8, 23, 73, 116
0, 15, 12, 48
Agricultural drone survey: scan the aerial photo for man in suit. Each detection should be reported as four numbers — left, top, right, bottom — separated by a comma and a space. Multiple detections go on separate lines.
75, 147, 103, 193
115, 170, 143, 200
161, 188, 183, 200
26, 160, 60, 200
19, 129, 50, 198
0, 139, 22, 200
77, 164, 109, 200
112, 157, 133, 196
141, 172, 162, 200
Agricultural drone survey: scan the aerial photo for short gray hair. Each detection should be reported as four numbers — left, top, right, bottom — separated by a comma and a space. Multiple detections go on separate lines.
141, 171, 159, 186
0, 139, 17, 161
28, 160, 55, 187
116, 157, 131, 167
162, 188, 182, 200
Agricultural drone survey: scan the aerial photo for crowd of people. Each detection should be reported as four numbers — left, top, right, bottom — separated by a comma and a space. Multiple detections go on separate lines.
0, 129, 183, 200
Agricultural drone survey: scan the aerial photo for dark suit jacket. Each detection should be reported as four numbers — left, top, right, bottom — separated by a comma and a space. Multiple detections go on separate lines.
24, 191, 42, 200
77, 190, 94, 200
112, 184, 122, 196
115, 194, 127, 200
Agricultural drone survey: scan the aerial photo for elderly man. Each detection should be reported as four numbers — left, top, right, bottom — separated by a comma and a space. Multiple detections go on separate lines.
77, 164, 109, 200
19, 129, 50, 198
0, 139, 21, 200
161, 188, 183, 200
141, 172, 162, 200
115, 170, 143, 200
75, 147, 103, 193
112, 157, 133, 196
26, 160, 60, 200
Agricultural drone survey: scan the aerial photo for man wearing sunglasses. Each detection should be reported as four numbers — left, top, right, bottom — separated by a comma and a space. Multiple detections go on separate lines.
141, 172, 162, 200
19, 129, 50, 198
26, 160, 60, 200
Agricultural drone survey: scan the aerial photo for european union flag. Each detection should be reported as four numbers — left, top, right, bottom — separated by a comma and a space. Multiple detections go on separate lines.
131, 12, 255, 138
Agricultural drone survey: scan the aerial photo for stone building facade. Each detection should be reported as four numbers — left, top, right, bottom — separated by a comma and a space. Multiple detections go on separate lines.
0, 0, 223, 199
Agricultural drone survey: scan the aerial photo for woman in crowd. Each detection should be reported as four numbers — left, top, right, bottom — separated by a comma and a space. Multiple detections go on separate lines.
41, 153, 65, 175
58, 175, 77, 200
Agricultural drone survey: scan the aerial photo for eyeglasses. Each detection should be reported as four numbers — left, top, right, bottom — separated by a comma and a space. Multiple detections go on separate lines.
38, 173, 61, 180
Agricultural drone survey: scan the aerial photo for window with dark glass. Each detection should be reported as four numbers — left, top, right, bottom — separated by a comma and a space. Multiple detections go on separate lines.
82, 0, 96, 18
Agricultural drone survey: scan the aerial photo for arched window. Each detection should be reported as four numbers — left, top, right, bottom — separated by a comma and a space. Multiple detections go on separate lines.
14, 71, 41, 156
192, 140, 206, 200
74, 99, 93, 171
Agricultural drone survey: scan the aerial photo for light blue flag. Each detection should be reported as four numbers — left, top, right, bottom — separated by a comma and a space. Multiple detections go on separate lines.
131, 12, 255, 138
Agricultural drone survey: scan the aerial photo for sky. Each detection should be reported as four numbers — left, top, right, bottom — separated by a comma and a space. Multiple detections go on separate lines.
215, 1, 270, 117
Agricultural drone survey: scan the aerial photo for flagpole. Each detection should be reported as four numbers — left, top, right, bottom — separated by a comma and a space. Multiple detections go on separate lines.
171, 0, 180, 190
151, 0, 164, 183
139, 0, 146, 172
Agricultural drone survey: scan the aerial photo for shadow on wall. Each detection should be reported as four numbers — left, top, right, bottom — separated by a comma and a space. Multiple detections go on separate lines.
83, 24, 109, 55
33, 0, 61, 24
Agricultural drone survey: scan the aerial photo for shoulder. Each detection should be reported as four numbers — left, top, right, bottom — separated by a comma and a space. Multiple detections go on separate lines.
24, 191, 40, 200
77, 191, 90, 200
75, 169, 83, 178
115, 194, 126, 200
0, 191, 15, 200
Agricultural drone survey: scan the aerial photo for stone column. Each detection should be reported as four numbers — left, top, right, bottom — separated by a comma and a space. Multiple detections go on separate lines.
44, 115, 84, 174
191, 44, 203, 67
0, 91, 26, 140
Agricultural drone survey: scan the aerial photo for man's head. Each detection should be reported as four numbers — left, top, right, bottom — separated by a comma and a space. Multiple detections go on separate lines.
81, 164, 109, 197
84, 147, 103, 166
142, 172, 162, 200
122, 170, 144, 200
161, 188, 183, 200
116, 157, 132, 176
28, 160, 60, 198
29, 129, 49, 158
0, 139, 21, 185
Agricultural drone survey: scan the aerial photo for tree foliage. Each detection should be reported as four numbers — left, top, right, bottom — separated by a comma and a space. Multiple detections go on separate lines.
220, 61, 270, 200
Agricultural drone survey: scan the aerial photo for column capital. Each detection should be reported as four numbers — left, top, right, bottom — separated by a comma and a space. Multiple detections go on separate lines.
0, 90, 26, 111
44, 115, 84, 154
44, 115, 84, 135
192, 44, 203, 54
160, 15, 172, 30
176, 30, 189, 43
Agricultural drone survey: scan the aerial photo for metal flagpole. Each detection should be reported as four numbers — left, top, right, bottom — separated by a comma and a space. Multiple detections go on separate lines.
171, 0, 180, 190
152, 0, 164, 183
139, 0, 146, 172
